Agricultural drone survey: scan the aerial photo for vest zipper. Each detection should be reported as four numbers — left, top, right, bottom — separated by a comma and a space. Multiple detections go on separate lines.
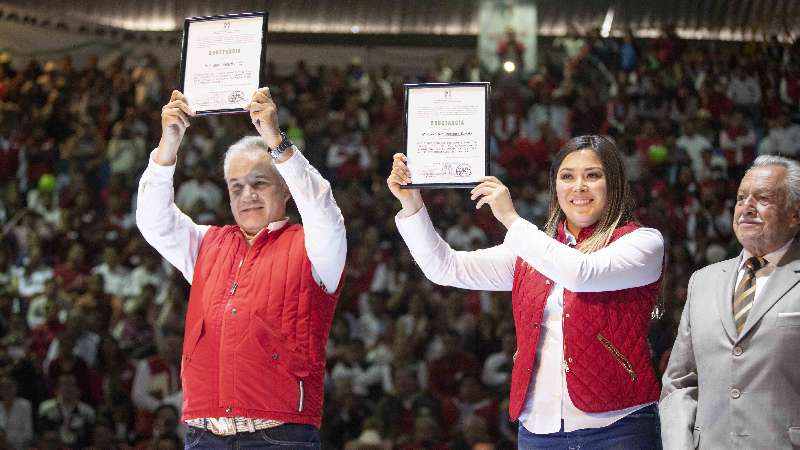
229, 240, 251, 297
563, 304, 569, 374
536, 279, 569, 374
298, 380, 304, 412
562, 296, 569, 375
596, 333, 637, 381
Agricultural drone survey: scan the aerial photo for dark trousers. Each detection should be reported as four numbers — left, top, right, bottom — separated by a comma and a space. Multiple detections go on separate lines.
518, 404, 662, 450
185, 423, 320, 450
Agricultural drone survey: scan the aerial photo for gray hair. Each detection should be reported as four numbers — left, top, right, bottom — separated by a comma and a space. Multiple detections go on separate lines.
222, 136, 284, 187
749, 155, 800, 209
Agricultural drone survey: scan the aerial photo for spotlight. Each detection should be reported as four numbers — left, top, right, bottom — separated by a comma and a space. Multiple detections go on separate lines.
503, 61, 516, 72
351, 25, 360, 34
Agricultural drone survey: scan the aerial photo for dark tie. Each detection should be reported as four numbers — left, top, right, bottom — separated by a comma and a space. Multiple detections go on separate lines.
733, 256, 766, 334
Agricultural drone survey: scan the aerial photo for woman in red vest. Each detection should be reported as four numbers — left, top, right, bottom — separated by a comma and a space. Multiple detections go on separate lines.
387, 135, 664, 449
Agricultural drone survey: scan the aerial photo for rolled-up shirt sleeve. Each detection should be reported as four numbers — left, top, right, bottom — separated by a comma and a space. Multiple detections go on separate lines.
395, 207, 515, 291
275, 148, 347, 294
503, 217, 664, 292
135, 150, 209, 284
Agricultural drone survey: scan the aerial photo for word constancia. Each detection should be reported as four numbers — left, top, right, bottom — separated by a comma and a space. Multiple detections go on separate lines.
430, 120, 465, 126
208, 48, 241, 56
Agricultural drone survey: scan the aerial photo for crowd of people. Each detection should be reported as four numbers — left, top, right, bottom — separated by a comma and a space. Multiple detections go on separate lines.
0, 26, 799, 449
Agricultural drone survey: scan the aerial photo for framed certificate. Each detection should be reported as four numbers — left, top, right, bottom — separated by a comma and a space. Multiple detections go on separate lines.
179, 12, 268, 115
402, 82, 490, 189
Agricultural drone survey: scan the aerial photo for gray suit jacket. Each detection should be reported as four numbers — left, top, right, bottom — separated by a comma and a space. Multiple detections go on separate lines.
660, 239, 800, 449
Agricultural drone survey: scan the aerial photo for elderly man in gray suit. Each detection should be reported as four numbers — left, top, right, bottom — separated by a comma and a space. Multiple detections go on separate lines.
660, 154, 800, 449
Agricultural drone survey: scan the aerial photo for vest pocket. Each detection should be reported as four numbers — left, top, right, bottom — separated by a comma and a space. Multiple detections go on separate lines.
248, 314, 310, 377
235, 315, 307, 414
776, 311, 800, 327
182, 318, 205, 369
596, 333, 637, 381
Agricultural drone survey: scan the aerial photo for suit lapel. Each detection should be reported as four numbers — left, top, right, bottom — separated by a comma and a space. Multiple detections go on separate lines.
739, 239, 800, 340
716, 255, 742, 342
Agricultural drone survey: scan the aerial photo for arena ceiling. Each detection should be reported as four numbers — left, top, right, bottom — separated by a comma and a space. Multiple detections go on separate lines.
0, 0, 798, 41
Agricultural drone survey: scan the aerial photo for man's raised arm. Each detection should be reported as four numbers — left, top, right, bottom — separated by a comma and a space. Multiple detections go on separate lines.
247, 87, 346, 293
136, 90, 208, 283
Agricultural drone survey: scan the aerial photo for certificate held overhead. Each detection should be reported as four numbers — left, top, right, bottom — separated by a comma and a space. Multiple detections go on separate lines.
180, 12, 268, 115
403, 82, 490, 189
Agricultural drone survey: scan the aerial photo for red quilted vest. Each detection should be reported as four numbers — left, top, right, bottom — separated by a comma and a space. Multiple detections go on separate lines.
508, 221, 661, 420
180, 223, 340, 427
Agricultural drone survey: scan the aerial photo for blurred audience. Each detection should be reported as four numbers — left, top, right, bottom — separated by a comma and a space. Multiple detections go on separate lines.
0, 28, 799, 449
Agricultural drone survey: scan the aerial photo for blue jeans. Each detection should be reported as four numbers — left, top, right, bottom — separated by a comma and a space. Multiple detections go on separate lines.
518, 405, 662, 450
184, 424, 320, 449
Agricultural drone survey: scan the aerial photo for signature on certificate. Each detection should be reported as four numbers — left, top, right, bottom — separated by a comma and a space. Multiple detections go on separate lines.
420, 162, 473, 178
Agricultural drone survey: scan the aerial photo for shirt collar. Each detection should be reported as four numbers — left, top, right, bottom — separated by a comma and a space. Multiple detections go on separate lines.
564, 228, 577, 247
739, 238, 794, 271
556, 220, 598, 245
240, 217, 290, 245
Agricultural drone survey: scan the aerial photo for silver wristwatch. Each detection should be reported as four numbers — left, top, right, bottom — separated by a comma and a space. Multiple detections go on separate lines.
269, 132, 293, 160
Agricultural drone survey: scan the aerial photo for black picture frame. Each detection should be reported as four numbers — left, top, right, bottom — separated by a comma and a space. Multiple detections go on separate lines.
179, 11, 268, 116
402, 82, 491, 189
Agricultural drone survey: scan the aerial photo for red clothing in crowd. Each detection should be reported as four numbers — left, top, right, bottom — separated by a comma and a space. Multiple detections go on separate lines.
784, 72, 800, 106
498, 136, 552, 180
720, 125, 756, 167
701, 91, 734, 123
427, 351, 480, 400
54, 263, 89, 292
29, 320, 65, 361
0, 139, 19, 180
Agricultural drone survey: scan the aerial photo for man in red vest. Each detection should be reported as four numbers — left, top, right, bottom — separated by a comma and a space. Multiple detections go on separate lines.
136, 88, 346, 448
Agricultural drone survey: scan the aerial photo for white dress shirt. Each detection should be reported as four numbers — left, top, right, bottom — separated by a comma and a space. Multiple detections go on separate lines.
395, 207, 664, 433
0, 398, 33, 450
131, 359, 182, 413
90, 263, 132, 297
482, 351, 512, 388
44, 333, 100, 369
175, 179, 224, 213
136, 147, 346, 294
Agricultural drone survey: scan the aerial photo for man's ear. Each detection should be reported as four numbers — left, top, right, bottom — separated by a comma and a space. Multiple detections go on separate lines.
791, 206, 800, 228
